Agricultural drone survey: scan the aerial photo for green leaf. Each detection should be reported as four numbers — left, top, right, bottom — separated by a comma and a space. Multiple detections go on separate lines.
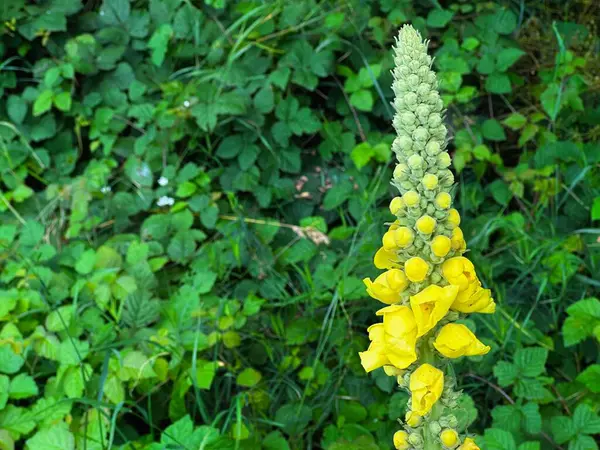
7, 95, 27, 123
99, 0, 130, 25
494, 361, 518, 386
322, 180, 353, 210
349, 89, 373, 112
275, 403, 312, 436
148, 24, 173, 66
0, 346, 25, 375
551, 416, 575, 444
592, 197, 600, 221
351, 142, 374, 169
0, 376, 8, 409
488, 179, 512, 206
25, 423, 75, 450
514, 347, 547, 377
521, 402, 542, 434
570, 435, 599, 450
193, 360, 217, 390
573, 403, 600, 435
193, 268, 217, 294
494, 8, 518, 34
503, 113, 527, 130
254, 84, 274, 113
486, 73, 512, 94
576, 364, 600, 393
482, 119, 507, 141
263, 431, 291, 450
540, 83, 562, 121
236, 368, 262, 387
483, 428, 516, 450
53, 92, 72, 112
33, 90, 54, 116
9, 373, 39, 399
426, 9, 454, 28
567, 297, 600, 319
496, 48, 526, 72
518, 443, 540, 450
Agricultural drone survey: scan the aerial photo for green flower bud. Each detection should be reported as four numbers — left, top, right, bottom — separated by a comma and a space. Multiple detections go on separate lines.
437, 152, 451, 168
408, 433, 423, 446
429, 421, 442, 435
408, 154, 424, 169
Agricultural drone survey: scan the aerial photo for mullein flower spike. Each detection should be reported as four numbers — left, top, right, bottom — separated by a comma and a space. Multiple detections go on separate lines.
357, 25, 496, 450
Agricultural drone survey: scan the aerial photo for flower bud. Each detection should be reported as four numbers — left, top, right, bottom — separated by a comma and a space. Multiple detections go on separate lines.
437, 152, 451, 168
394, 164, 410, 180
405, 257, 429, 282
401, 112, 416, 126
451, 227, 465, 251
384, 365, 404, 377
447, 209, 461, 228
403, 191, 420, 207
408, 433, 423, 446
431, 235, 451, 257
413, 127, 429, 142
427, 422, 440, 435
425, 140, 441, 156
422, 174, 438, 190
405, 411, 422, 427
416, 215, 436, 234
393, 430, 410, 450
440, 429, 459, 448
428, 113, 442, 128
408, 154, 424, 169
394, 227, 415, 247
435, 192, 452, 209
382, 231, 398, 250
390, 197, 405, 216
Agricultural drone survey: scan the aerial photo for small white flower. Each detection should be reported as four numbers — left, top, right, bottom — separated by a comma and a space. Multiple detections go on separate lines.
158, 176, 169, 186
183, 100, 190, 108
157, 196, 175, 207
100, 186, 111, 194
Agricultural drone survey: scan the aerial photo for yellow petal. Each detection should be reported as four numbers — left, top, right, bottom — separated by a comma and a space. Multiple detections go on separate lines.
410, 285, 458, 337
359, 345, 389, 373
409, 363, 444, 415
374, 247, 401, 270
434, 323, 491, 358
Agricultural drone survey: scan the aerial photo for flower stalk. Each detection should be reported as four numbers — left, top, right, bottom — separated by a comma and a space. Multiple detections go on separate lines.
358, 25, 496, 450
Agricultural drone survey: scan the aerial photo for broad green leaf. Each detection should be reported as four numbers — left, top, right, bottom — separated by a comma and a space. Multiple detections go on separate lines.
486, 73, 512, 94
496, 48, 526, 72
9, 373, 38, 399
193, 360, 217, 390
483, 428, 516, 450
514, 347, 547, 377
573, 403, 600, 435
350, 89, 373, 112
33, 90, 54, 116
426, 9, 454, 28
551, 416, 575, 444
26, 424, 75, 450
148, 24, 173, 66
236, 368, 262, 387
482, 119, 507, 141
494, 361, 518, 386
503, 113, 527, 130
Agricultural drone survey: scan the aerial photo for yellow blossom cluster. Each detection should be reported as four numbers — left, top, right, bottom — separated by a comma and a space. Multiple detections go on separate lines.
358, 25, 496, 450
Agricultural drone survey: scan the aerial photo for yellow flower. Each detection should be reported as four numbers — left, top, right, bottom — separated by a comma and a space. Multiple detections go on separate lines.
376, 305, 418, 369
431, 235, 452, 257
403, 190, 420, 207
447, 208, 461, 228
442, 257, 496, 314
364, 269, 409, 304
374, 247, 400, 270
434, 324, 491, 358
409, 363, 444, 416
405, 257, 429, 282
422, 173, 438, 190
359, 324, 388, 372
416, 215, 436, 234
459, 438, 480, 450
382, 231, 398, 250
451, 227, 466, 251
393, 430, 410, 450
390, 197, 405, 215
405, 411, 421, 427
440, 429, 459, 448
435, 192, 451, 209
394, 227, 415, 247
410, 285, 458, 337
359, 306, 418, 372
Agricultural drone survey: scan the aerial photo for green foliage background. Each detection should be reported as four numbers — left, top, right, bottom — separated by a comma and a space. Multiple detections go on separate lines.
1, 0, 599, 449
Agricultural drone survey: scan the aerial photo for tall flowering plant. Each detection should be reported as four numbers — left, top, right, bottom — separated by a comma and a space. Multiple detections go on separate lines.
359, 25, 496, 450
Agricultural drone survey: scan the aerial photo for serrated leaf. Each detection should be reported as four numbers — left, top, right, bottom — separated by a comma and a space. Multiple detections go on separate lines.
148, 24, 173, 66
496, 48, 526, 72
426, 9, 454, 28
551, 416, 575, 444
482, 119, 507, 141
33, 90, 54, 116
521, 402, 542, 434
503, 113, 527, 130
573, 403, 600, 435
494, 361, 518, 386
9, 373, 38, 400
486, 73, 512, 94
514, 347, 547, 377
25, 422, 75, 450
483, 428, 516, 450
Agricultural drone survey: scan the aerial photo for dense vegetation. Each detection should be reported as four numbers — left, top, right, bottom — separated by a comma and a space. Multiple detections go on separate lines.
0, 0, 599, 449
